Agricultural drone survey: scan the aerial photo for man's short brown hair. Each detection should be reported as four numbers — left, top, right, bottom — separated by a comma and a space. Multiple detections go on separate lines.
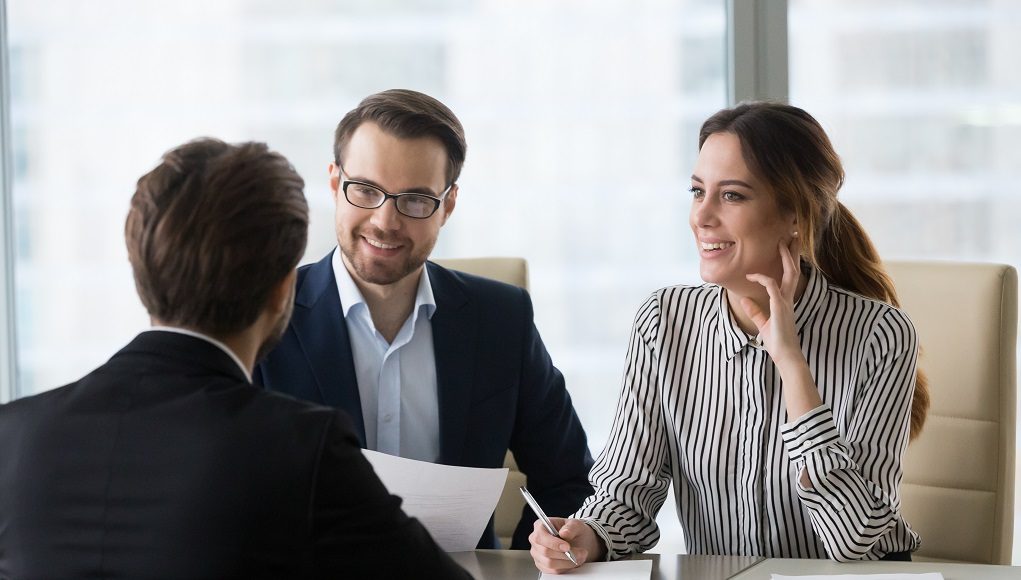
334, 89, 467, 185
125, 138, 308, 336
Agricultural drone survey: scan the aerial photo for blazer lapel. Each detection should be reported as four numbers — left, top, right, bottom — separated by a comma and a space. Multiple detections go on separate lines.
292, 252, 367, 446
427, 261, 477, 465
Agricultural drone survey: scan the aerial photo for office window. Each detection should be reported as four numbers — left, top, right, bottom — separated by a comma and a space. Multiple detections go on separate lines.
789, 0, 1021, 562
789, 0, 1021, 264
9, 0, 726, 552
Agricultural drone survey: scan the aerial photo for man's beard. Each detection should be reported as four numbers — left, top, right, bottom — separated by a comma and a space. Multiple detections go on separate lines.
341, 228, 434, 286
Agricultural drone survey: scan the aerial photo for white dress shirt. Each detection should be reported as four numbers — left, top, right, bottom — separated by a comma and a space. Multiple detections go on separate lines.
332, 249, 440, 462
574, 265, 921, 562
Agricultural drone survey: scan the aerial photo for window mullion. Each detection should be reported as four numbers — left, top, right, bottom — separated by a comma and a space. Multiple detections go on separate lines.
0, 0, 19, 403
726, 0, 789, 104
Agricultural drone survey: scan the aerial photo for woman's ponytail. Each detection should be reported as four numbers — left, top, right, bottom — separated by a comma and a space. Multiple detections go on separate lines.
815, 202, 930, 440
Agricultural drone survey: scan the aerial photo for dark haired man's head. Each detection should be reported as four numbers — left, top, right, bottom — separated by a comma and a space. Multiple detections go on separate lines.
125, 138, 308, 349
333, 89, 466, 186
329, 90, 465, 289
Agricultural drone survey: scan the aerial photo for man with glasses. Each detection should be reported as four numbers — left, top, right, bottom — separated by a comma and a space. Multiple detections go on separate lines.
255, 89, 594, 550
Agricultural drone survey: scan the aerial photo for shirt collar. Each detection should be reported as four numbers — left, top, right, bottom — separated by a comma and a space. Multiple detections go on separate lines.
146, 326, 252, 383
715, 263, 828, 361
332, 248, 437, 321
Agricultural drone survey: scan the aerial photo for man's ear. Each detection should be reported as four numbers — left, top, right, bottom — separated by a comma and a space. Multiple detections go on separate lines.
440, 184, 458, 226
269, 269, 298, 316
328, 163, 341, 199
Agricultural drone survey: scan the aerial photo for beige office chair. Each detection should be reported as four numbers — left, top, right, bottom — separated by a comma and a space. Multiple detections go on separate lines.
433, 257, 530, 548
886, 261, 1018, 564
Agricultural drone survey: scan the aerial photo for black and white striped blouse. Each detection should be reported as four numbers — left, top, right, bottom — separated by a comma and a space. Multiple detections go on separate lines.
574, 265, 921, 562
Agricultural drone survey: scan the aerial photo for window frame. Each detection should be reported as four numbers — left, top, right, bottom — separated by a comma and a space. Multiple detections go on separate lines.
0, 0, 793, 404
0, 0, 17, 404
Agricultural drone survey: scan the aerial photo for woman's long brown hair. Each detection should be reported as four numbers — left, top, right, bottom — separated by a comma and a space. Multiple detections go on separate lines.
699, 102, 929, 440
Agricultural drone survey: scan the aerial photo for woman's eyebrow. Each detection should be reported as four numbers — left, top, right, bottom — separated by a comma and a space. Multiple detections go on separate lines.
689, 175, 753, 189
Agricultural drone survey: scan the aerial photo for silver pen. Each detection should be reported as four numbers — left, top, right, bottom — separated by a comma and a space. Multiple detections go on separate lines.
519, 486, 579, 566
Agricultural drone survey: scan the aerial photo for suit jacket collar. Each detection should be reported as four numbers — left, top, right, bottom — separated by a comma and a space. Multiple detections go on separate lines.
294, 253, 478, 464
119, 330, 250, 384
425, 261, 477, 465
293, 252, 366, 443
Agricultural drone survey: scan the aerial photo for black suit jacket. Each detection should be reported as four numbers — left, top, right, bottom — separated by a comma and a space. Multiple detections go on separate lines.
0, 331, 470, 579
256, 254, 594, 549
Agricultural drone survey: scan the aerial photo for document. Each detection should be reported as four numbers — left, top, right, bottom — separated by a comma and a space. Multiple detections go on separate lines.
541, 560, 653, 579
362, 449, 508, 552
771, 574, 944, 580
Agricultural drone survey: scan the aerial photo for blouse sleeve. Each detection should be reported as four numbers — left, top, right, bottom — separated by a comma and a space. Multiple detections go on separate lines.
779, 307, 919, 561
571, 293, 674, 560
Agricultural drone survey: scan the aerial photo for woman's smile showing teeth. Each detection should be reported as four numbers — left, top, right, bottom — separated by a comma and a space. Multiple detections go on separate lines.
701, 241, 734, 251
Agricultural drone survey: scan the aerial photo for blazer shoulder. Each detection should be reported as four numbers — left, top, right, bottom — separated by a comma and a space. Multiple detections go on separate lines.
296, 257, 321, 285
251, 388, 349, 427
0, 382, 74, 422
293, 252, 338, 309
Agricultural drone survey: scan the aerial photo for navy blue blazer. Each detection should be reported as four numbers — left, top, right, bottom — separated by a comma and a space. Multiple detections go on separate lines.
256, 252, 594, 549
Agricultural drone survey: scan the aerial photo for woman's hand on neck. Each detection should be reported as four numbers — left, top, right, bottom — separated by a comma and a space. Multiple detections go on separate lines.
733, 235, 823, 428
727, 234, 808, 361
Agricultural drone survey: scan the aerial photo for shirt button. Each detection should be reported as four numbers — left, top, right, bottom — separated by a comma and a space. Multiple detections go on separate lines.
805, 439, 814, 447
798, 425, 808, 434
383, 413, 394, 423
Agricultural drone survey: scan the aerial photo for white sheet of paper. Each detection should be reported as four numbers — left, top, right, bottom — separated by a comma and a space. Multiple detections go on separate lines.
771, 574, 944, 580
362, 449, 508, 552
541, 560, 653, 579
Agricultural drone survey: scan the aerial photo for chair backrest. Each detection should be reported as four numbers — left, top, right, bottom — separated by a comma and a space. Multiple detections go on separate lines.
885, 260, 1018, 564
433, 257, 529, 290
432, 257, 530, 548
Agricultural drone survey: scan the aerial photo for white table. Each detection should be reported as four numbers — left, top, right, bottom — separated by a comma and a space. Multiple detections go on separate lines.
733, 557, 1021, 579
451, 551, 762, 579
450, 551, 1021, 579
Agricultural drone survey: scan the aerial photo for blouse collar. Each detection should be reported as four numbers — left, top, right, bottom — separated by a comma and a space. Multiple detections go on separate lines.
715, 263, 829, 361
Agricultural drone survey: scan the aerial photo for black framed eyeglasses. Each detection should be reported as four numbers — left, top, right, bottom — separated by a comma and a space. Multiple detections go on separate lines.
340, 178, 453, 219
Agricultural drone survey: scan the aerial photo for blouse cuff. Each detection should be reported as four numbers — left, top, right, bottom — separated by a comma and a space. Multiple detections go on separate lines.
780, 404, 841, 462
579, 518, 614, 561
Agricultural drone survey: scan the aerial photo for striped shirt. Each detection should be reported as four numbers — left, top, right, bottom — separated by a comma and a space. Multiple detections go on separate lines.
574, 265, 921, 562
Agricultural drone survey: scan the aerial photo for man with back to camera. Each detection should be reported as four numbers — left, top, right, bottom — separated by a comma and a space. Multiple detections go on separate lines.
255, 89, 594, 549
0, 138, 471, 578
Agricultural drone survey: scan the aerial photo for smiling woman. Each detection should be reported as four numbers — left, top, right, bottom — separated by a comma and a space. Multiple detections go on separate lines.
689, 131, 798, 308
530, 102, 930, 574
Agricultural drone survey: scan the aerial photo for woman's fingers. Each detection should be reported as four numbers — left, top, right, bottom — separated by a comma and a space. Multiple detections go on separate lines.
779, 234, 801, 299
746, 273, 782, 308
529, 518, 579, 574
739, 296, 768, 333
